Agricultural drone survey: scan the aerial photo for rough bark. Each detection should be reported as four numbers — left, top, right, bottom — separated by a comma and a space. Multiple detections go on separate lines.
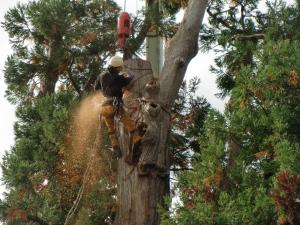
114, 1, 208, 224
39, 71, 59, 96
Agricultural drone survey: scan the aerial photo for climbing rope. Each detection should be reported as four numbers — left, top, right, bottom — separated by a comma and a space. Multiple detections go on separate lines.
136, 0, 138, 15
124, 0, 127, 11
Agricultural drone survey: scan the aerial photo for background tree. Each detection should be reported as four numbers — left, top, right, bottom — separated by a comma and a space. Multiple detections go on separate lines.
161, 1, 300, 224
170, 77, 210, 171
1, 0, 120, 224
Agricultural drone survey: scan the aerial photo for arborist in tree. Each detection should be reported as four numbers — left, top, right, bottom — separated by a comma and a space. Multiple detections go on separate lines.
94, 55, 142, 158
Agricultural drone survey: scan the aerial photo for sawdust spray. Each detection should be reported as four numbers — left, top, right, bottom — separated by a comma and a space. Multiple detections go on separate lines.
60, 92, 105, 188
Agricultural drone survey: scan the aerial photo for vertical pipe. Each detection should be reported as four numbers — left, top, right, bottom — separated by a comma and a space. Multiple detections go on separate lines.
146, 0, 163, 77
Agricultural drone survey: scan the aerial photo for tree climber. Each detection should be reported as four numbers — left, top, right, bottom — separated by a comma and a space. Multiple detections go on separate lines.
94, 56, 142, 158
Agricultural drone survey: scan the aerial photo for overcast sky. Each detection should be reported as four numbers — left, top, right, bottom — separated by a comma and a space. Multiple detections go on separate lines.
0, 0, 28, 197
4, 0, 285, 197
0, 1, 20, 156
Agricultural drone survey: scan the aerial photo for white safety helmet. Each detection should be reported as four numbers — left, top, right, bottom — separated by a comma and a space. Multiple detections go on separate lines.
109, 55, 123, 68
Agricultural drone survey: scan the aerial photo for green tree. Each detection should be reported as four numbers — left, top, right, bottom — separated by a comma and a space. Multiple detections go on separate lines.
162, 1, 300, 225
170, 77, 210, 170
0, 92, 77, 225
1, 0, 121, 224
3, 0, 120, 100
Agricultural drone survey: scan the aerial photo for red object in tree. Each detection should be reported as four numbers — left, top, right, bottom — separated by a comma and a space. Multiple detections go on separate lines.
117, 12, 131, 48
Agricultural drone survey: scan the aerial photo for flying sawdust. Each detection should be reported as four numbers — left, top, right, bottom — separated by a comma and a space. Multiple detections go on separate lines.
59, 92, 105, 188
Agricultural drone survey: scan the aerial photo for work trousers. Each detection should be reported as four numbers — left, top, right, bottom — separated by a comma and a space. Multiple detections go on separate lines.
100, 104, 141, 148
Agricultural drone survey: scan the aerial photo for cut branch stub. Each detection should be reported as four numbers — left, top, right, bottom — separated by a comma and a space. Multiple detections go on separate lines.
145, 79, 159, 99
118, 59, 166, 176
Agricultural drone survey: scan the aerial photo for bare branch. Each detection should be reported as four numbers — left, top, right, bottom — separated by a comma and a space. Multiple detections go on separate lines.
207, 5, 240, 31
170, 167, 193, 172
66, 57, 81, 95
159, 0, 209, 106
231, 33, 265, 40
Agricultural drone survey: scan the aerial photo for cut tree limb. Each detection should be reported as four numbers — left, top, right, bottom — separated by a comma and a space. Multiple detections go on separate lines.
159, 0, 208, 106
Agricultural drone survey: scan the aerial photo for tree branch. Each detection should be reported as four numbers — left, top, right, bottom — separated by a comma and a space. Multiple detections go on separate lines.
207, 5, 239, 31
231, 33, 265, 40
240, 3, 246, 29
170, 167, 193, 172
84, 54, 109, 92
66, 57, 81, 95
159, 0, 208, 106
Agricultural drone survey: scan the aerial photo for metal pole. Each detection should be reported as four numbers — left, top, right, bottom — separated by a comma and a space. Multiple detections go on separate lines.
146, 0, 163, 77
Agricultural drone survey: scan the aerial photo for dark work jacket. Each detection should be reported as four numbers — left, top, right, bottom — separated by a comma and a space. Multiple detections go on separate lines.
94, 66, 132, 99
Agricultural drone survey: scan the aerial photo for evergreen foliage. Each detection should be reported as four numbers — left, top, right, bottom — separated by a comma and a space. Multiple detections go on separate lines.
161, 1, 300, 225
3, 0, 120, 100
170, 77, 210, 170
1, 0, 120, 224
1, 92, 77, 224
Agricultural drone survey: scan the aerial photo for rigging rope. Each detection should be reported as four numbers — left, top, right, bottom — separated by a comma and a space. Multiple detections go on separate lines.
124, 0, 127, 11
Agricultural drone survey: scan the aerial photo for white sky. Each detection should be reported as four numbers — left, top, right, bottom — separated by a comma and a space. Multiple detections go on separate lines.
0, 0, 28, 198
2, 0, 294, 198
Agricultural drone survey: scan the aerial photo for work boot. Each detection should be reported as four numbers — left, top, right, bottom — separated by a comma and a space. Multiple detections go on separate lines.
112, 145, 122, 159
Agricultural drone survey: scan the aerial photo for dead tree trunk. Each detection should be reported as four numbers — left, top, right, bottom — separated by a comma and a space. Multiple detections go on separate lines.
114, 1, 208, 224
115, 59, 169, 225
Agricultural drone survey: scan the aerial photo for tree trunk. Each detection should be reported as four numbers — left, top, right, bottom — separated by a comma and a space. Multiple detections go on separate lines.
114, 1, 208, 224
39, 72, 59, 96
115, 59, 169, 225
39, 40, 62, 96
